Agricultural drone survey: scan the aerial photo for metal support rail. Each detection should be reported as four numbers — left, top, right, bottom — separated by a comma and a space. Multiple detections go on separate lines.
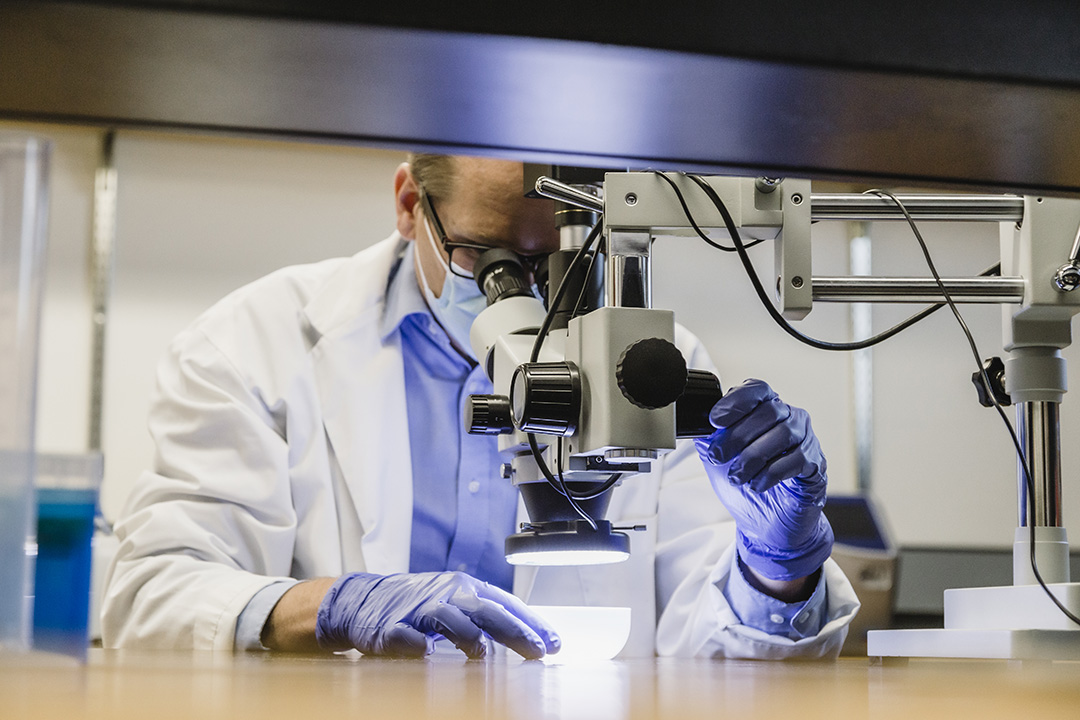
811, 276, 1025, 303
810, 194, 1024, 222
537, 176, 1027, 225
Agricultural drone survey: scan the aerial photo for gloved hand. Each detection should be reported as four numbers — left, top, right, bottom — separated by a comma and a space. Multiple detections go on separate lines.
694, 379, 834, 582
315, 571, 561, 659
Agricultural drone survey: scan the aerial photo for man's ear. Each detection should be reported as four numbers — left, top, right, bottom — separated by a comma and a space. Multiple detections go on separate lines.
394, 162, 420, 241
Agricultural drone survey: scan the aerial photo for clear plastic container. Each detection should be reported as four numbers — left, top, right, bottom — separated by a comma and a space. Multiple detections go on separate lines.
0, 134, 50, 654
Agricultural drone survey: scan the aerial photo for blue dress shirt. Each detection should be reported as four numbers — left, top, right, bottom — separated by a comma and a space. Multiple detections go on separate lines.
234, 247, 826, 650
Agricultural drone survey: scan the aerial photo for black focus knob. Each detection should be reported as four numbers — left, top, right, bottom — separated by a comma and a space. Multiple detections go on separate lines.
675, 370, 725, 438
510, 362, 581, 436
616, 338, 688, 410
972, 356, 1011, 408
465, 394, 514, 435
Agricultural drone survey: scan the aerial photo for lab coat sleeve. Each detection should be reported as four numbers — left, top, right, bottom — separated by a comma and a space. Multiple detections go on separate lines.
102, 326, 304, 650
235, 581, 296, 651
652, 329, 860, 659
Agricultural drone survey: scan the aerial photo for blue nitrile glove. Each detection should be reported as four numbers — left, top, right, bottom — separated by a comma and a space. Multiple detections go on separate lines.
694, 379, 834, 582
315, 571, 561, 659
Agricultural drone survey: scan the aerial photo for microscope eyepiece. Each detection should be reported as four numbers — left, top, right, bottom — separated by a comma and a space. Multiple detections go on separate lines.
474, 248, 537, 305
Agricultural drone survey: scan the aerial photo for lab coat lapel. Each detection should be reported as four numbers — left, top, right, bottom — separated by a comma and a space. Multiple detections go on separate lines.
304, 236, 414, 576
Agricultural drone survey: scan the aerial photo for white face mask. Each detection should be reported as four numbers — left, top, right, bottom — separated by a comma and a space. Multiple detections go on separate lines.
415, 216, 488, 358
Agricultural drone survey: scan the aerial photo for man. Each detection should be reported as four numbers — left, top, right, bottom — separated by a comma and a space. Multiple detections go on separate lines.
103, 154, 858, 659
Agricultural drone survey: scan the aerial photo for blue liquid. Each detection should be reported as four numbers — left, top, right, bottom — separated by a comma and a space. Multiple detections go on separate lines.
32, 487, 96, 659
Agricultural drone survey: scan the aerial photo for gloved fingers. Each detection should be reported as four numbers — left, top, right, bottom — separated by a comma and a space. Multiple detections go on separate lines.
378, 622, 435, 658
747, 411, 826, 491
460, 596, 549, 660
706, 396, 791, 466
745, 450, 822, 494
707, 379, 778, 428
727, 408, 810, 490
471, 583, 561, 654
416, 603, 488, 659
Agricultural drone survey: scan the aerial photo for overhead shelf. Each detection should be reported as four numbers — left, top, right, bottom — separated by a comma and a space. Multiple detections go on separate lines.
4, 1, 1080, 193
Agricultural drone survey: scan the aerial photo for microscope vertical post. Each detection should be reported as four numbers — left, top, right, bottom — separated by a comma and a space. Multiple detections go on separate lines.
1002, 194, 1080, 587
605, 228, 652, 309
1014, 399, 1068, 584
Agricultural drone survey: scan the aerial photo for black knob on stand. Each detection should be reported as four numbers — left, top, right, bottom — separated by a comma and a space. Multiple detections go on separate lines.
972, 356, 1011, 407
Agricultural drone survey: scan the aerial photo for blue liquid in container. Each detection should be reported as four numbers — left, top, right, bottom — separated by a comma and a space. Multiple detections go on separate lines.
32, 487, 96, 659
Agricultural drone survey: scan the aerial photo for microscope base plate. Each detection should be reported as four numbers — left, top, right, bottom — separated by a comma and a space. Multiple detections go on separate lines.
868, 582, 1080, 660
867, 627, 1080, 661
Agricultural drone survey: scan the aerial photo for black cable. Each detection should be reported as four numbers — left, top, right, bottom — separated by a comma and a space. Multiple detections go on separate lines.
558, 234, 626, 501
868, 189, 1080, 627
656, 171, 1000, 350
528, 433, 595, 529
524, 219, 606, 525
529, 221, 603, 363
658, 168, 1079, 625
570, 244, 602, 319
554, 436, 623, 501
544, 238, 626, 508
658, 169, 767, 253
567, 474, 624, 501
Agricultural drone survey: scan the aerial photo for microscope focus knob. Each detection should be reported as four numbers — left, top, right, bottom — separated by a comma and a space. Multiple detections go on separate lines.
465, 394, 515, 435
510, 362, 581, 436
616, 338, 688, 410
675, 370, 725, 438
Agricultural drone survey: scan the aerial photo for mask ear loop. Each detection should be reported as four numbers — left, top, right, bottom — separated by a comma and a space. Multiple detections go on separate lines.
422, 214, 452, 271
414, 214, 454, 308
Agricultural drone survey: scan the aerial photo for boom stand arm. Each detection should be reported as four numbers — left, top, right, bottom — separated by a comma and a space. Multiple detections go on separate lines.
868, 194, 1080, 661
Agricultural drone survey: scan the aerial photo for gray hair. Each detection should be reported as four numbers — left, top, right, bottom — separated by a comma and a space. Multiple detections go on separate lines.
407, 153, 457, 202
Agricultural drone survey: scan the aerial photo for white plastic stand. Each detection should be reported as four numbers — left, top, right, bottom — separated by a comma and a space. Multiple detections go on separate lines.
868, 586, 1080, 661
868, 528, 1080, 660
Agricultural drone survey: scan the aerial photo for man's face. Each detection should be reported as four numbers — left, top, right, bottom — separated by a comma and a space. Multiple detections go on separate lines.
410, 157, 560, 298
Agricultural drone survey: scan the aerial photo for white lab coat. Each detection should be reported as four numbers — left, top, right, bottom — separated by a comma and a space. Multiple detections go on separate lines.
102, 233, 858, 658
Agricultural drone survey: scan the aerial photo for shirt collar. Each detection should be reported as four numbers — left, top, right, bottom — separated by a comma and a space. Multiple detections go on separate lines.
380, 241, 431, 342
382, 239, 481, 372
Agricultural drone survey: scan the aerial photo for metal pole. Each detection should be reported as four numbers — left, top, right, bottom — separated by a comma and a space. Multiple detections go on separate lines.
88, 130, 117, 452
1016, 401, 1063, 528
605, 231, 652, 309
534, 176, 604, 213
812, 276, 1025, 303
810, 194, 1024, 222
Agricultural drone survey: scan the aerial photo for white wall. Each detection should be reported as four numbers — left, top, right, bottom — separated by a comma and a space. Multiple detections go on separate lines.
652, 217, 860, 497
8, 123, 403, 519
8, 120, 1079, 549
656, 215, 1078, 548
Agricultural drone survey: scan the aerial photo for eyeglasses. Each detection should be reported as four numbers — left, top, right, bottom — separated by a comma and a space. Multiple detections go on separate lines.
418, 188, 545, 280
